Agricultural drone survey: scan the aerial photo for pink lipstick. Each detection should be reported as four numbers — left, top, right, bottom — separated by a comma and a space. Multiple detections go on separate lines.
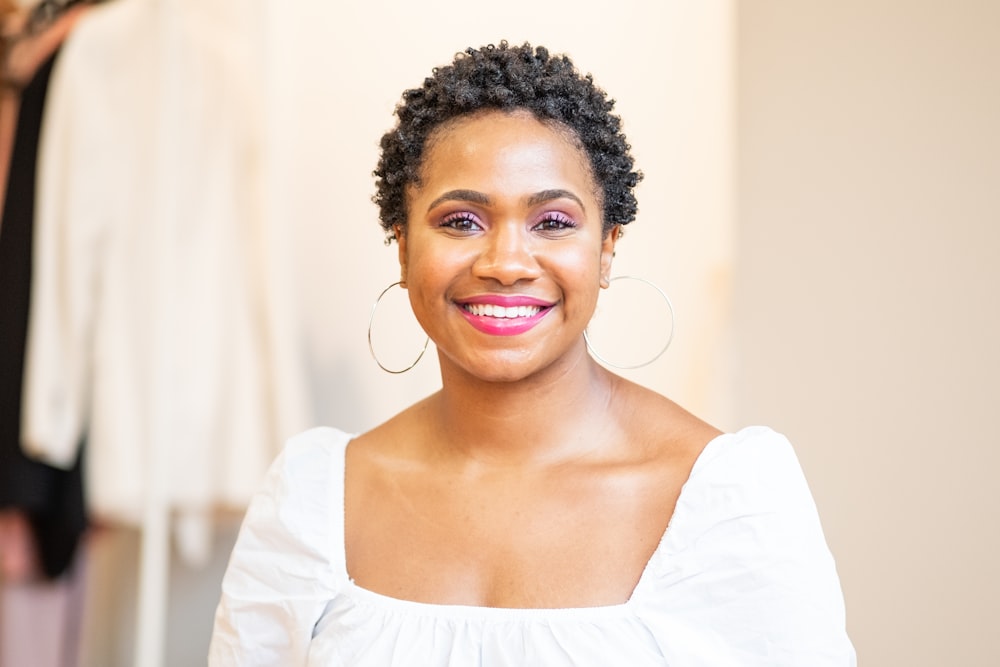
456, 295, 554, 336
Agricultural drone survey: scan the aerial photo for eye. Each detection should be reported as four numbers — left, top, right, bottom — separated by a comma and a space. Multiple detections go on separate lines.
532, 212, 577, 234
441, 212, 483, 233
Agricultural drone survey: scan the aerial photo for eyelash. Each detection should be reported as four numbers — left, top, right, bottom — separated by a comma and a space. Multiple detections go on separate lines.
532, 212, 577, 232
438, 211, 578, 233
441, 212, 483, 232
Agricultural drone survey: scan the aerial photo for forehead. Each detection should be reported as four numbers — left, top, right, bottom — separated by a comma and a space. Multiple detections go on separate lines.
413, 110, 599, 199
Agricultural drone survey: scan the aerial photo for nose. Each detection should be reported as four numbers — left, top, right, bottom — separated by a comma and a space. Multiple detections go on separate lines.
471, 222, 542, 286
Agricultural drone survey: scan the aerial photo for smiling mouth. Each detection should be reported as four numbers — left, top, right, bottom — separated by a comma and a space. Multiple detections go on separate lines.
462, 303, 544, 318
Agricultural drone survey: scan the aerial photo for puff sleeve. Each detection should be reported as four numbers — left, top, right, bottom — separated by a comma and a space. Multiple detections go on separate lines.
632, 427, 855, 666
209, 428, 349, 665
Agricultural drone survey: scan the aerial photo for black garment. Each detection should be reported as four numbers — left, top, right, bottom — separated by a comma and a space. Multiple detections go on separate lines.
0, 47, 86, 580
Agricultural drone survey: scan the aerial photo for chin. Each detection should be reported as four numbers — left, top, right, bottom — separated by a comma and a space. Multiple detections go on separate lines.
446, 348, 577, 385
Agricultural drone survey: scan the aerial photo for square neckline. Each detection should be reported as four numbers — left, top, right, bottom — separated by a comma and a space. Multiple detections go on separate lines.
334, 428, 733, 619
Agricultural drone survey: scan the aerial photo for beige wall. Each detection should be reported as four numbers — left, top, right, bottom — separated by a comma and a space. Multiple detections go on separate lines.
735, 2, 1000, 664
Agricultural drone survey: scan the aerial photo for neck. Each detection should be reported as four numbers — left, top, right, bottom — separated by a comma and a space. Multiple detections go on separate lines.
426, 342, 620, 468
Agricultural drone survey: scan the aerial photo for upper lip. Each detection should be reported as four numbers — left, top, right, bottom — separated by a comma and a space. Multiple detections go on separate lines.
456, 294, 554, 308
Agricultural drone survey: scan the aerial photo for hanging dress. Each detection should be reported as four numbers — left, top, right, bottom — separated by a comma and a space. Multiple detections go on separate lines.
0, 46, 85, 581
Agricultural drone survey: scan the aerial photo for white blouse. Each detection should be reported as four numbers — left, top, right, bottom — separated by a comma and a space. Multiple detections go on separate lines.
210, 426, 855, 666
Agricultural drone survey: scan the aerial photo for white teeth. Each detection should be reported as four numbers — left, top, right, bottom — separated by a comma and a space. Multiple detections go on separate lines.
465, 304, 542, 318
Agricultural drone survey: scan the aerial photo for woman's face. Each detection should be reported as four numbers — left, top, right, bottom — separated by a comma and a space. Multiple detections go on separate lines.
398, 110, 618, 384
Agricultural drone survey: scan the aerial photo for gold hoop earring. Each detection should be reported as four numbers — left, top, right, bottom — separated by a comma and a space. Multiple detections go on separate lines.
583, 275, 675, 370
368, 281, 429, 374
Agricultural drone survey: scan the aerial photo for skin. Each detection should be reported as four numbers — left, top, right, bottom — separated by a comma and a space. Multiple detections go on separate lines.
346, 110, 721, 608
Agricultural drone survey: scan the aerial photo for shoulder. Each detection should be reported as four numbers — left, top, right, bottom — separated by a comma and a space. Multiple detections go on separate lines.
638, 427, 855, 664
672, 425, 822, 543
210, 427, 355, 663
258, 426, 354, 524
234, 425, 353, 558
608, 378, 722, 476
220, 426, 355, 575
346, 394, 437, 462
278, 426, 353, 471
690, 425, 806, 488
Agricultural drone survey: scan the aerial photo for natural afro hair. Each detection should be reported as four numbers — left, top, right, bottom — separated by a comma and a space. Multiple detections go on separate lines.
373, 41, 642, 242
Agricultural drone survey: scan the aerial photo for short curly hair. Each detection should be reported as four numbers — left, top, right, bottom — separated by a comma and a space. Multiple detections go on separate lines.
373, 41, 642, 242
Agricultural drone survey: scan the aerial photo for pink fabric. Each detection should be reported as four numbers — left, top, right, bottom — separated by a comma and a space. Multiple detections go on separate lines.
0, 547, 85, 667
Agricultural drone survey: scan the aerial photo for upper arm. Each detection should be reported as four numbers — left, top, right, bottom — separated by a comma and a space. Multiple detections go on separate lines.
646, 428, 856, 666
209, 433, 342, 665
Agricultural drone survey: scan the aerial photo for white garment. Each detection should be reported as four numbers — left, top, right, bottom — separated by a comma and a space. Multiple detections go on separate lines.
22, 0, 309, 531
209, 426, 856, 666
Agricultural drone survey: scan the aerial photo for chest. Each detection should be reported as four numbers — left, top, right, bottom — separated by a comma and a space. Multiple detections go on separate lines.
344, 461, 684, 608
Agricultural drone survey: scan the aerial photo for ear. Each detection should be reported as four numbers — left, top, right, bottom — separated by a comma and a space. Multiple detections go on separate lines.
394, 225, 408, 287
599, 225, 621, 288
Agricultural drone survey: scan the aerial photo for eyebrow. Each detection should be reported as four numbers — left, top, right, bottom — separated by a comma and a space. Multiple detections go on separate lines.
426, 188, 586, 213
526, 189, 586, 212
426, 190, 491, 212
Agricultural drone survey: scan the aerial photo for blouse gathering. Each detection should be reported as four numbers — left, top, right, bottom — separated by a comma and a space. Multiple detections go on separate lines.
209, 426, 855, 666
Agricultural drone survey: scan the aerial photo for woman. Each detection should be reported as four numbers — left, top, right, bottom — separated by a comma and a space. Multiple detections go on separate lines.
210, 42, 854, 665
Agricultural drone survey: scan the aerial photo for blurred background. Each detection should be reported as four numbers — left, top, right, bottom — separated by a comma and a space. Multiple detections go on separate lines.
0, 0, 996, 665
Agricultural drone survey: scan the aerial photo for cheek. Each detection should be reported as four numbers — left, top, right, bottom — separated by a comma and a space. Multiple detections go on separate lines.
550, 248, 604, 305
405, 245, 452, 286
402, 250, 459, 320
